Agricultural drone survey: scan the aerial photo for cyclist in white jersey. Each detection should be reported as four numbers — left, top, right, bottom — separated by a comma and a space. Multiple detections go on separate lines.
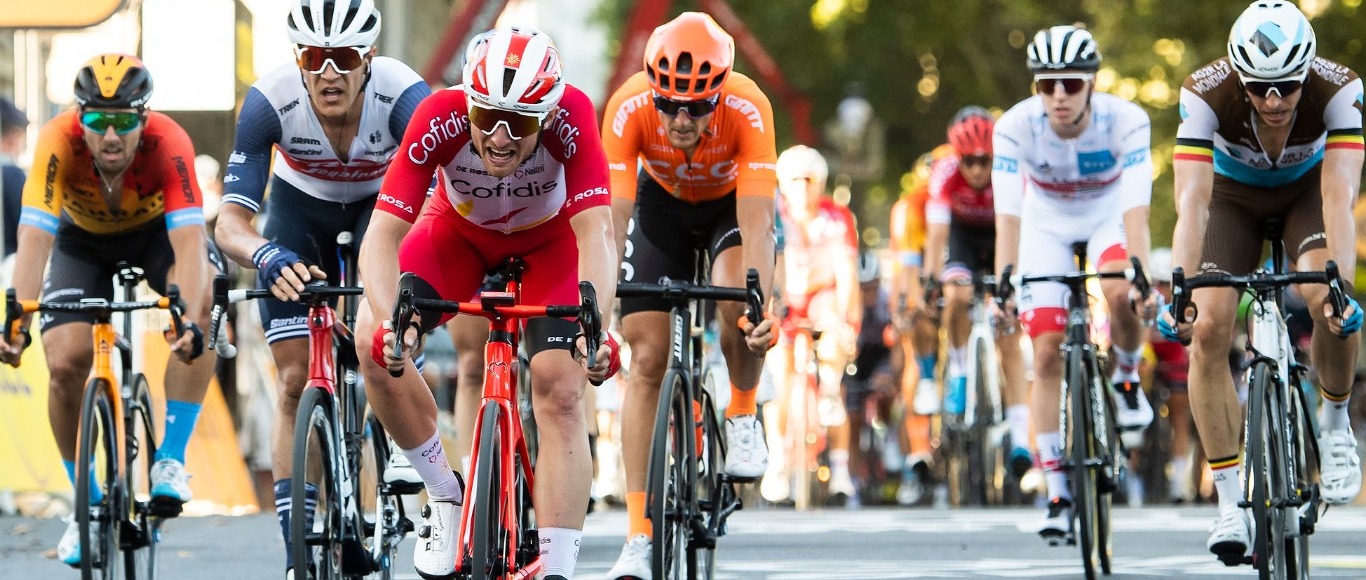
1159, 1, 1363, 562
991, 24, 1158, 542
211, 0, 430, 574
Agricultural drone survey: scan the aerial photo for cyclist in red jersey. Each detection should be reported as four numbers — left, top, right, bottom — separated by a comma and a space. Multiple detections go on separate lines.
601, 12, 777, 577
923, 107, 1032, 475
0, 54, 218, 565
355, 28, 620, 580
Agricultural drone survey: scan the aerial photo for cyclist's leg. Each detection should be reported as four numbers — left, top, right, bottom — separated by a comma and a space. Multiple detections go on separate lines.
713, 240, 771, 480
516, 226, 595, 575
941, 221, 979, 412
1188, 179, 1264, 556
1284, 174, 1362, 505
1092, 218, 1155, 441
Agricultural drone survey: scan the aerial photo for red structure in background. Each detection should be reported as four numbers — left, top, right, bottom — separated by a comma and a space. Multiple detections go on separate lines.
422, 0, 819, 146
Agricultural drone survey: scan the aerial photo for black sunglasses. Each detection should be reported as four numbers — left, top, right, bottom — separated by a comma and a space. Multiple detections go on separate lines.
653, 95, 719, 118
1243, 80, 1303, 99
1034, 76, 1090, 96
960, 154, 992, 168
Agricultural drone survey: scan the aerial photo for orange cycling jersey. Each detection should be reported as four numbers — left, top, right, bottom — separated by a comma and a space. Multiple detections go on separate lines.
602, 71, 777, 203
21, 109, 203, 236
889, 188, 928, 257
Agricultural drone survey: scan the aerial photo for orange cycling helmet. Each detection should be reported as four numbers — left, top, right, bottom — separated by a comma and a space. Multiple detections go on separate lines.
643, 12, 734, 101
947, 106, 994, 157
74, 53, 154, 110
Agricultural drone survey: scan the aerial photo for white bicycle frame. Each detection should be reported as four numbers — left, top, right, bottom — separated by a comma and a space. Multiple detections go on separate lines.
963, 295, 1004, 429
1245, 292, 1309, 539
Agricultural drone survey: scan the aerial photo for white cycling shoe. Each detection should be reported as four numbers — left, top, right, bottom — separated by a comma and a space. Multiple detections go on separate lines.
723, 415, 768, 481
1207, 507, 1251, 566
605, 534, 651, 579
1318, 429, 1362, 505
413, 500, 460, 579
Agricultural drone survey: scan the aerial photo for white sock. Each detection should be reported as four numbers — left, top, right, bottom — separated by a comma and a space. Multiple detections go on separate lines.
1110, 347, 1142, 384
1211, 462, 1242, 512
947, 346, 967, 377
539, 527, 581, 578
401, 432, 464, 502
1319, 392, 1352, 433
829, 449, 850, 481
1036, 432, 1069, 501
1169, 455, 1190, 499
1007, 404, 1031, 450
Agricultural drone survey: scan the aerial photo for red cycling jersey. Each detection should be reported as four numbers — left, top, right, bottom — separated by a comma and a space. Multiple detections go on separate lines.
926, 156, 994, 228
376, 84, 610, 233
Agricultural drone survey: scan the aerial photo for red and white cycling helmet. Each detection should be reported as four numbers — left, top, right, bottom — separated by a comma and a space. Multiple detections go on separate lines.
462, 27, 565, 117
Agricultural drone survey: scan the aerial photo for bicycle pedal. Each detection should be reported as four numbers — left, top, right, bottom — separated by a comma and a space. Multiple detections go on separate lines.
147, 496, 184, 518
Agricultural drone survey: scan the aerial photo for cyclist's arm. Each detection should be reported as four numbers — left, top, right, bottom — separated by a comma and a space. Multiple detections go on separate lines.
357, 211, 413, 321
571, 206, 618, 325
1319, 78, 1365, 283
216, 88, 283, 267
993, 214, 1020, 286
924, 221, 948, 281
600, 82, 644, 261
836, 207, 861, 329
1171, 87, 1219, 276
991, 109, 1025, 283
923, 157, 955, 279
154, 118, 212, 324
737, 195, 776, 306
167, 225, 212, 323
1116, 105, 1154, 271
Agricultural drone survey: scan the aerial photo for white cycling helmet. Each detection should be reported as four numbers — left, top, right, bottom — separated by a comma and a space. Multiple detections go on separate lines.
462, 27, 565, 116
1149, 248, 1173, 284
288, 0, 381, 48
1227, 0, 1316, 82
1027, 25, 1101, 73
776, 145, 830, 184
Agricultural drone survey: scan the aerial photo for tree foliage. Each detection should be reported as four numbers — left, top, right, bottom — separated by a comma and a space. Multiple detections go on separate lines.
597, 0, 1366, 247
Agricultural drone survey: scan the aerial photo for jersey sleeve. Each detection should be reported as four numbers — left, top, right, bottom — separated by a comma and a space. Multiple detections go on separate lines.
1115, 103, 1153, 212
1324, 77, 1365, 151
222, 87, 283, 213
377, 88, 465, 222
19, 116, 72, 235
552, 87, 611, 217
731, 85, 778, 199
389, 81, 433, 144
888, 196, 922, 267
925, 156, 956, 225
991, 108, 1027, 217
150, 114, 206, 230
1174, 87, 1217, 164
600, 83, 645, 202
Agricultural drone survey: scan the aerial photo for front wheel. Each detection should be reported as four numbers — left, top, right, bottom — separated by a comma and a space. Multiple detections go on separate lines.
77, 377, 121, 580
470, 401, 509, 580
649, 370, 692, 580
1245, 361, 1285, 578
1066, 352, 1102, 580
291, 388, 342, 580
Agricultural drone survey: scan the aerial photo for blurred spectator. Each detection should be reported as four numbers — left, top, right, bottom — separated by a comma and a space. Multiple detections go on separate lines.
0, 97, 28, 260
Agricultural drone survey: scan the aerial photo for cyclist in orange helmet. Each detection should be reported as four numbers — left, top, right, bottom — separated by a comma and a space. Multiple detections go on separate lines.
602, 12, 778, 577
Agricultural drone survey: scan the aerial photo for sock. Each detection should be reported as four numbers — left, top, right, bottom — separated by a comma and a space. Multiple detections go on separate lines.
1169, 455, 1191, 499
156, 400, 202, 462
538, 527, 582, 578
1036, 432, 1070, 501
829, 448, 850, 483
1110, 347, 1142, 384
727, 383, 757, 417
917, 355, 937, 380
1006, 404, 1031, 451
626, 491, 650, 538
947, 346, 967, 378
64, 459, 104, 504
1209, 457, 1241, 512
274, 479, 318, 569
1319, 388, 1352, 432
401, 431, 464, 502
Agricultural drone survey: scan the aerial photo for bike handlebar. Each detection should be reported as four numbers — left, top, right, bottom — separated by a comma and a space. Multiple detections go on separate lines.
616, 268, 765, 326
207, 275, 364, 356
4, 285, 187, 368
1170, 261, 1347, 326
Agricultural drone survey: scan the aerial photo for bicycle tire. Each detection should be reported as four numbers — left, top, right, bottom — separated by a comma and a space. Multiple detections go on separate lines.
691, 384, 725, 579
291, 387, 342, 580
77, 377, 121, 580
649, 370, 691, 579
789, 333, 816, 511
124, 374, 159, 580
1245, 360, 1282, 578
1067, 351, 1101, 580
1092, 355, 1118, 575
967, 332, 998, 506
471, 401, 508, 580
360, 412, 401, 580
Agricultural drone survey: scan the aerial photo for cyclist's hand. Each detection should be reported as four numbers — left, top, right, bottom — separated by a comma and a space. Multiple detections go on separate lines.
0, 327, 29, 367
253, 242, 327, 301
576, 332, 621, 385
988, 296, 1017, 334
1324, 295, 1363, 337
1157, 302, 1195, 345
166, 321, 205, 362
737, 313, 778, 356
1130, 286, 1161, 327
371, 319, 420, 373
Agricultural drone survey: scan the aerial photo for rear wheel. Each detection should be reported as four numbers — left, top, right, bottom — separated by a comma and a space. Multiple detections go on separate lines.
1284, 378, 1314, 580
360, 412, 402, 580
967, 332, 1000, 506
124, 374, 159, 580
1092, 356, 1118, 575
690, 384, 726, 579
649, 370, 691, 579
1067, 352, 1101, 580
291, 388, 341, 580
471, 401, 508, 580
78, 377, 121, 580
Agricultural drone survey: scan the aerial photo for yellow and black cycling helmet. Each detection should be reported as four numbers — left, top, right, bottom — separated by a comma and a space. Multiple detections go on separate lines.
74, 53, 154, 109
